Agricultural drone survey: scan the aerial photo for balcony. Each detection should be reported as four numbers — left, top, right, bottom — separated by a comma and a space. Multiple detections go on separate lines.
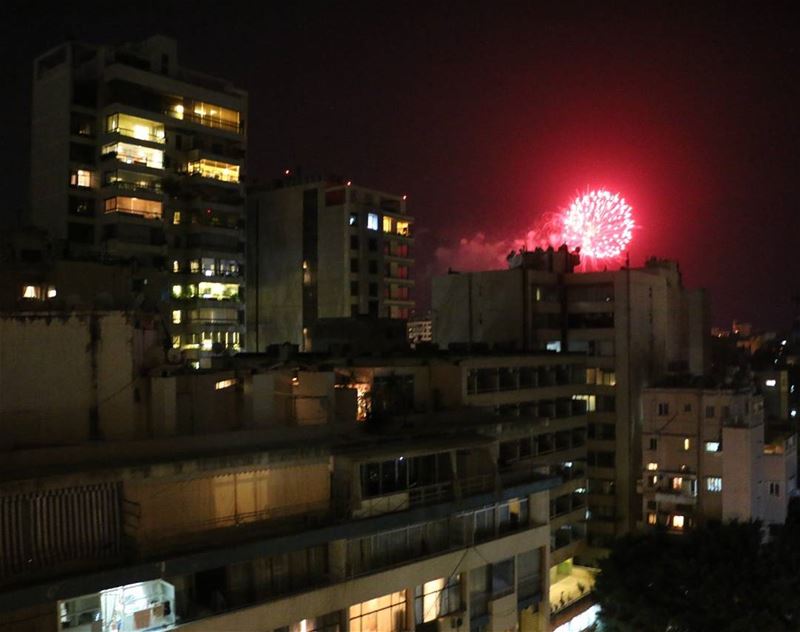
101, 143, 164, 171
104, 171, 163, 195
166, 102, 243, 134
105, 112, 166, 144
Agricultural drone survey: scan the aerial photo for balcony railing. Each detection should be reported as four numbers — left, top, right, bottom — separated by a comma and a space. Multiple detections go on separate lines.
105, 179, 163, 194
166, 109, 243, 133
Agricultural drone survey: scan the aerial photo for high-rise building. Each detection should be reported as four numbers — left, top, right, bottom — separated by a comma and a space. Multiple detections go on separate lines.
247, 175, 414, 351
30, 35, 247, 361
432, 247, 710, 548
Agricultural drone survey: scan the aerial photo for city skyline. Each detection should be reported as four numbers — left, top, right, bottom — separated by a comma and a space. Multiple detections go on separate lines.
1, 3, 798, 329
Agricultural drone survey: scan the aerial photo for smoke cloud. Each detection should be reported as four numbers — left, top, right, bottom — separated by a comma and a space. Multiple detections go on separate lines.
433, 227, 562, 273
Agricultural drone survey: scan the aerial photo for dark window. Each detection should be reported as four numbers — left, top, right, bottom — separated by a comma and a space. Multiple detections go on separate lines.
351, 281, 359, 296
368, 282, 377, 297
649, 438, 658, 450
69, 142, 95, 164
368, 260, 377, 275
67, 222, 94, 244
368, 300, 379, 317
350, 235, 359, 250
68, 196, 95, 216
350, 258, 359, 273
368, 238, 377, 252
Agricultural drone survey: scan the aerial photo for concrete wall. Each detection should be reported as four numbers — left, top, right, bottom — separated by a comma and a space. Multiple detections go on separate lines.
0, 312, 154, 448
30, 46, 72, 241
246, 188, 304, 350
317, 200, 349, 319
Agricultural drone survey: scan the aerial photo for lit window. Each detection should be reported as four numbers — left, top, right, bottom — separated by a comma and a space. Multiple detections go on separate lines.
647, 513, 657, 525
171, 285, 182, 298
706, 477, 722, 492
414, 577, 460, 624
650, 475, 658, 486
102, 142, 164, 169
671, 477, 683, 491
350, 591, 406, 632
70, 169, 92, 188
189, 260, 200, 274
705, 441, 720, 452
22, 285, 40, 299
383, 216, 393, 232
765, 379, 777, 387
672, 515, 685, 529
367, 213, 379, 231
349, 213, 358, 226
173, 211, 182, 225
178, 101, 240, 131
172, 310, 181, 324
172, 336, 181, 349
172, 260, 180, 273
46, 286, 57, 299
396, 220, 410, 236
647, 462, 658, 471
106, 113, 165, 143
104, 196, 162, 219
683, 438, 691, 451
186, 159, 239, 183
198, 282, 240, 301
215, 379, 237, 390
201, 258, 215, 277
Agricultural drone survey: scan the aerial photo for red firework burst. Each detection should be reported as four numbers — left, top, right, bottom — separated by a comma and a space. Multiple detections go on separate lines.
561, 189, 634, 259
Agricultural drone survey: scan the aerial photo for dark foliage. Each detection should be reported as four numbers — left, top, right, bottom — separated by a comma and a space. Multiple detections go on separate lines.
595, 508, 800, 631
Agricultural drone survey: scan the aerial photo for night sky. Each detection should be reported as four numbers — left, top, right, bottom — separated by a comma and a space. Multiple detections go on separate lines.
2, 2, 798, 329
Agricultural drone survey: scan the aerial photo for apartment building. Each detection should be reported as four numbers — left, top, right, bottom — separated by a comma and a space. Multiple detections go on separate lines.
0, 311, 607, 632
30, 36, 247, 361
432, 247, 710, 548
641, 380, 797, 532
247, 174, 414, 351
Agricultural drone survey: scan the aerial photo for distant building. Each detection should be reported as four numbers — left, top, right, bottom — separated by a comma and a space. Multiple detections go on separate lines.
30, 35, 247, 361
247, 175, 414, 351
641, 381, 797, 532
432, 247, 710, 547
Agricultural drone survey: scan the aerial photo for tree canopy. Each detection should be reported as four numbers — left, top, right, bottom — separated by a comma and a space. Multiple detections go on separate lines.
595, 512, 800, 631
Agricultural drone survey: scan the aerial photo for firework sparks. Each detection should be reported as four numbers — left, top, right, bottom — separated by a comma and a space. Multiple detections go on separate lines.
561, 189, 634, 259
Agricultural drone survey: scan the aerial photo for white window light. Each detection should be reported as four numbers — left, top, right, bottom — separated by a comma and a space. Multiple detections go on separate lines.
367, 212, 379, 231
46, 286, 57, 299
705, 441, 720, 452
647, 462, 658, 471
765, 379, 777, 387
215, 379, 237, 390
672, 515, 685, 529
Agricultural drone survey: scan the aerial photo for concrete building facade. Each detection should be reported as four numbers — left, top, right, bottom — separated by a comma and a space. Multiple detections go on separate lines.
641, 383, 797, 532
247, 175, 414, 351
0, 311, 609, 632
432, 248, 710, 548
30, 36, 247, 361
